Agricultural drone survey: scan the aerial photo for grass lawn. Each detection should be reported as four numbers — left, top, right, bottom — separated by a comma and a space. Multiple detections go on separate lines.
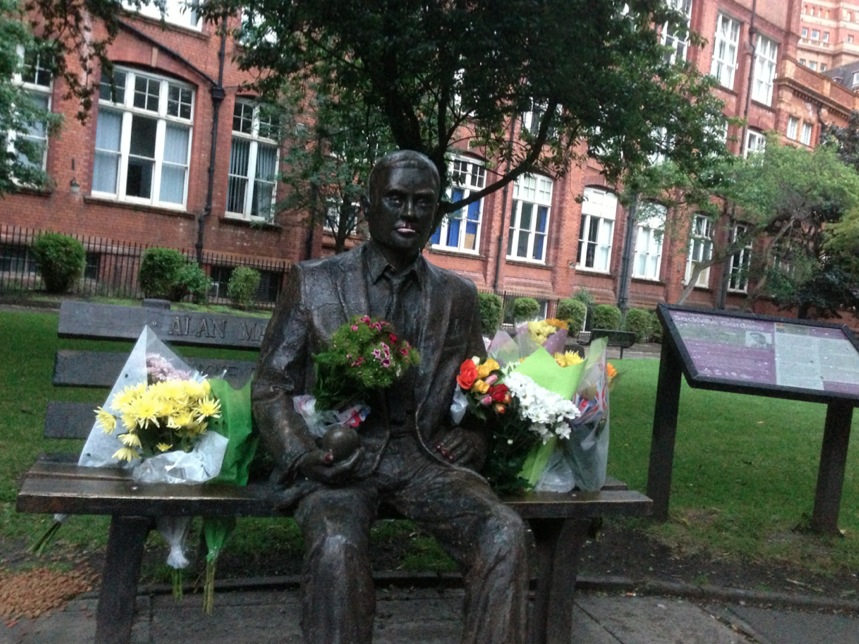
2, 307, 858, 579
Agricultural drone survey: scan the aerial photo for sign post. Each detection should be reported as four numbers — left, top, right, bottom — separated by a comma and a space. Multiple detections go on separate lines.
648, 304, 859, 534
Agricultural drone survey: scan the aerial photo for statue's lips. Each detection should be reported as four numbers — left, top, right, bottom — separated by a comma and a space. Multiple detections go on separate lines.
394, 225, 417, 235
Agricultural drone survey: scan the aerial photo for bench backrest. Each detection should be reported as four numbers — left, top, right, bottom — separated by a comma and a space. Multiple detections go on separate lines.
47, 300, 267, 441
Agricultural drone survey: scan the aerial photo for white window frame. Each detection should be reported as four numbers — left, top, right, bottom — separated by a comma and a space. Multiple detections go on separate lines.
800, 122, 813, 145
711, 14, 741, 89
576, 187, 617, 273
786, 116, 799, 140
662, 0, 692, 64
430, 156, 485, 253
507, 173, 553, 264
685, 214, 713, 288
744, 129, 766, 157
728, 224, 752, 293
125, 0, 202, 31
10, 47, 52, 172
93, 67, 194, 209
632, 204, 665, 281
226, 99, 280, 222
752, 35, 778, 106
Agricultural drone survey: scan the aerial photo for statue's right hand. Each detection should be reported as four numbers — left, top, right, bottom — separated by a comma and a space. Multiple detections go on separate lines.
297, 447, 365, 485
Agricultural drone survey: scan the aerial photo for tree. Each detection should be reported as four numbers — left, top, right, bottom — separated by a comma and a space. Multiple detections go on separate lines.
275, 81, 396, 253
204, 0, 728, 222
0, 0, 63, 192
723, 139, 859, 318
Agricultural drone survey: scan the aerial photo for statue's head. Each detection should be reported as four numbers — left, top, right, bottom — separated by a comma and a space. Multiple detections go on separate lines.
364, 150, 440, 266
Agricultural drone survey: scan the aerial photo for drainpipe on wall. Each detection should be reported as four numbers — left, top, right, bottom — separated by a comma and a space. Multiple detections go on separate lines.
196, 17, 228, 264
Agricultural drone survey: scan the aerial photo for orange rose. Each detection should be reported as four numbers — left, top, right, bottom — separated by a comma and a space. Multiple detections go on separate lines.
457, 360, 478, 390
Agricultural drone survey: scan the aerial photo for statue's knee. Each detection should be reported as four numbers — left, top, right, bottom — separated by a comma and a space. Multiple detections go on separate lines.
484, 508, 528, 559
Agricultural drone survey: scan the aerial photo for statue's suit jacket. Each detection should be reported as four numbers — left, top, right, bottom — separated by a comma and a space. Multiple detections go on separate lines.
252, 242, 488, 483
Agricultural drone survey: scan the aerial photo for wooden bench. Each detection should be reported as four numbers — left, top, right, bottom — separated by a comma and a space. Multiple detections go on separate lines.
16, 300, 652, 644
580, 328, 637, 359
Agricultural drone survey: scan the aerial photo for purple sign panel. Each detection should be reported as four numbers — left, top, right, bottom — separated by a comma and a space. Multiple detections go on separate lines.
669, 310, 859, 397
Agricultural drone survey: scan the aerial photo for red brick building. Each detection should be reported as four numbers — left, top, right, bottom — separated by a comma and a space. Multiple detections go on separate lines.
3, 1, 859, 316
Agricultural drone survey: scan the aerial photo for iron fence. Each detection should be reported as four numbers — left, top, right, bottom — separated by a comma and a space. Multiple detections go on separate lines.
0, 224, 290, 310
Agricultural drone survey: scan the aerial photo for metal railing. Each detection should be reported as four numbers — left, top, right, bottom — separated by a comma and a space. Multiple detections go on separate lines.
0, 224, 290, 310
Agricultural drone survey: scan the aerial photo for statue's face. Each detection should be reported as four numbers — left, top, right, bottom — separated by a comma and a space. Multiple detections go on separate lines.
367, 164, 438, 262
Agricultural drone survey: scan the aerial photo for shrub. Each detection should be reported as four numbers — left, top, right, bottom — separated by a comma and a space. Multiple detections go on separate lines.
478, 292, 503, 336
227, 266, 261, 310
592, 303, 622, 330
623, 308, 654, 342
31, 233, 86, 294
139, 248, 209, 302
649, 310, 664, 343
178, 262, 211, 304
556, 298, 588, 333
511, 296, 540, 322
572, 288, 595, 329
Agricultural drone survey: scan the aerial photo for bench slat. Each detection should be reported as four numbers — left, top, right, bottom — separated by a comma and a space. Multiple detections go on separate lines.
54, 350, 256, 388
45, 401, 96, 439
58, 301, 268, 350
17, 461, 651, 520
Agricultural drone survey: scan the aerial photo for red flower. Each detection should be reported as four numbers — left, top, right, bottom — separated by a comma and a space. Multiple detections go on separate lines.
488, 383, 509, 403
456, 360, 478, 390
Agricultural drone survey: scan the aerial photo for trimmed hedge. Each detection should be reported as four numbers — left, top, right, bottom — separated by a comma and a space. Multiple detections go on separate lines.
139, 247, 209, 302
478, 292, 503, 336
623, 308, 654, 342
556, 298, 587, 333
592, 303, 622, 330
511, 296, 540, 322
227, 266, 262, 310
32, 232, 86, 294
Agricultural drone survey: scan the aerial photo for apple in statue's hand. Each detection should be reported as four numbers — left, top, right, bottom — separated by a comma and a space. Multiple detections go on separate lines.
319, 425, 360, 463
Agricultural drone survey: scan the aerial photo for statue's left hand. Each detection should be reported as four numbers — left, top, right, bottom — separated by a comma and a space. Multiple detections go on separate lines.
435, 431, 477, 467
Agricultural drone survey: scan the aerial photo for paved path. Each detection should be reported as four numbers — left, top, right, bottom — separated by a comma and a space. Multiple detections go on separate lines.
6, 581, 859, 643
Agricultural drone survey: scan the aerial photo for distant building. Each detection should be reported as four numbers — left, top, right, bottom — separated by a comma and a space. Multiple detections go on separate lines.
797, 0, 859, 72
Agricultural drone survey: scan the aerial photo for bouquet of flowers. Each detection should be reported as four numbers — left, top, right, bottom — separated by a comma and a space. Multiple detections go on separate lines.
94, 362, 222, 467
453, 325, 585, 494
562, 337, 617, 491
293, 315, 420, 461
453, 318, 617, 495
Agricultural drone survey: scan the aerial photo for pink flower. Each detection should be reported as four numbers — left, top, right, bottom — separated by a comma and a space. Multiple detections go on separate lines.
480, 394, 492, 406
351, 325, 359, 331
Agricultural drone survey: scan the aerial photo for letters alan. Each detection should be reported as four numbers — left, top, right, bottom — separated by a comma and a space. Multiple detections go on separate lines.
167, 315, 265, 343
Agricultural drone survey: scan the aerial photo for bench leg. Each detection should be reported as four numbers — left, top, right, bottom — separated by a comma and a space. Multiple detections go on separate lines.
95, 515, 152, 644
528, 517, 591, 644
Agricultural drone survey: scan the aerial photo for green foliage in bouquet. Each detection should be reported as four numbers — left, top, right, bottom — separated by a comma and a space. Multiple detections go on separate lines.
312, 315, 420, 411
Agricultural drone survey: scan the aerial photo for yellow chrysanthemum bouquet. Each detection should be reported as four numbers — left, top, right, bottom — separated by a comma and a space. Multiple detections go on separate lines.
96, 375, 221, 463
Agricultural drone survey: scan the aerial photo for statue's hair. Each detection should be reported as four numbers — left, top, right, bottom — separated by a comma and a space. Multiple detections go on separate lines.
367, 150, 440, 200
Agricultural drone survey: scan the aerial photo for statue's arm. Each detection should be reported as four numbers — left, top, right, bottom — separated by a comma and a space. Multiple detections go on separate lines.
251, 266, 317, 481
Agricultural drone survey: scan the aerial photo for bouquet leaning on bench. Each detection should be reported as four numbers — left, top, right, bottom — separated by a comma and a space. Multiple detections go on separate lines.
34, 325, 258, 610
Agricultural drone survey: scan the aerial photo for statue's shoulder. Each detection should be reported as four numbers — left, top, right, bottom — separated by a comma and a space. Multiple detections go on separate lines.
294, 246, 363, 279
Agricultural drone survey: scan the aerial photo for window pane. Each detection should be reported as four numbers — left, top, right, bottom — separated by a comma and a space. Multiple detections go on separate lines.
134, 75, 160, 112
130, 114, 157, 157
160, 124, 189, 203
94, 110, 122, 193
